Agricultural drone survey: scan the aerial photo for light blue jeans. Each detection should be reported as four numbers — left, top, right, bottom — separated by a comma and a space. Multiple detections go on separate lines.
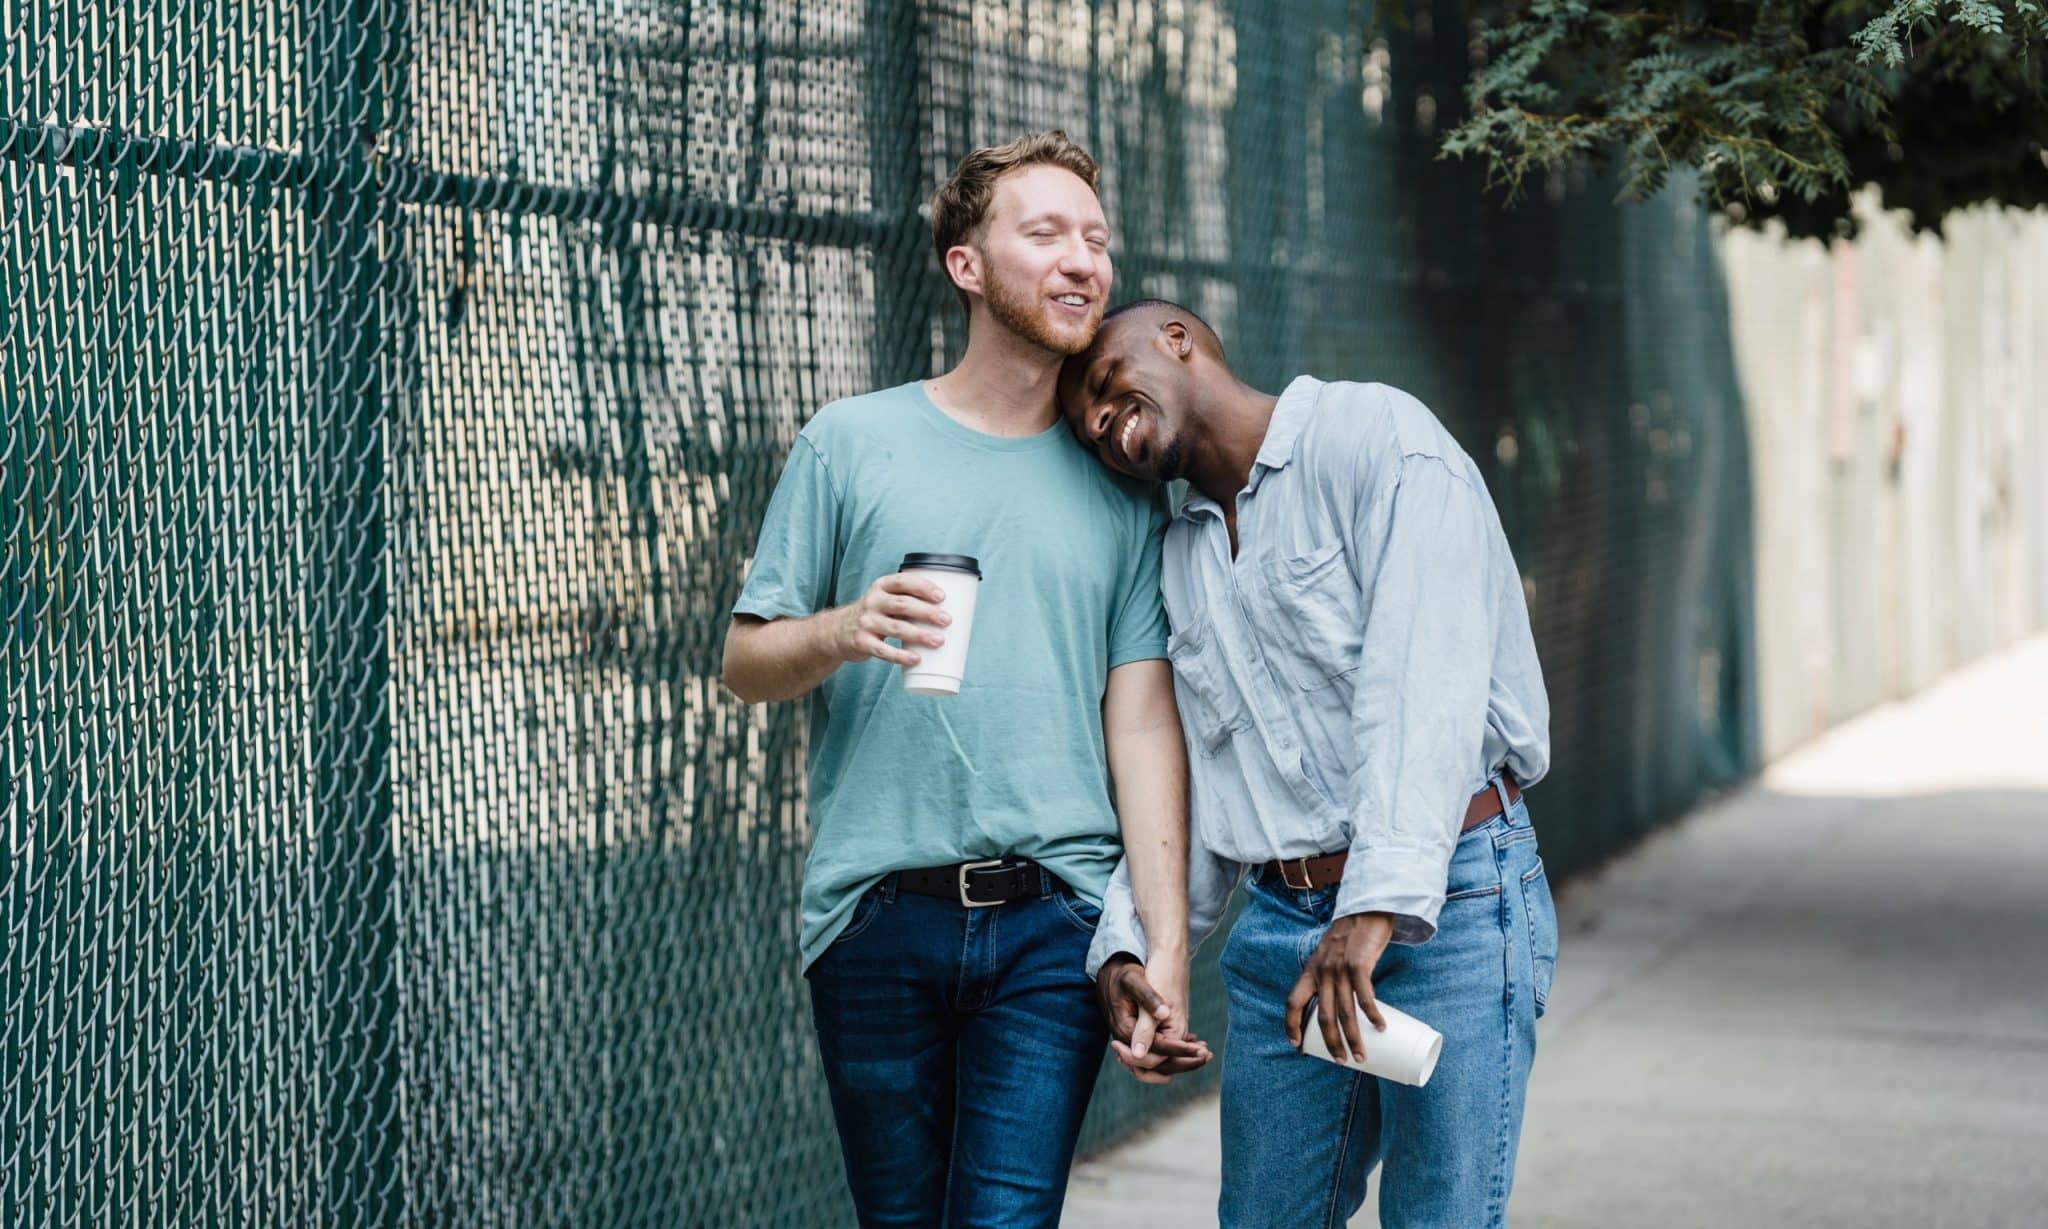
1218, 796, 1558, 1228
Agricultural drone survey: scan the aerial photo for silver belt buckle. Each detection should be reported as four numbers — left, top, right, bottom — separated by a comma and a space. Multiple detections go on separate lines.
958, 859, 1008, 908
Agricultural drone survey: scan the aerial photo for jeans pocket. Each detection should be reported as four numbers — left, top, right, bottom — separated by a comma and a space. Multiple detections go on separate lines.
1520, 860, 1558, 1017
830, 886, 885, 948
1052, 891, 1102, 936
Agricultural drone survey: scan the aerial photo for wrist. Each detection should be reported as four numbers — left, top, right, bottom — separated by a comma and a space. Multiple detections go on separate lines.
822, 604, 857, 662
1331, 910, 1396, 942
1145, 937, 1189, 963
1097, 951, 1143, 981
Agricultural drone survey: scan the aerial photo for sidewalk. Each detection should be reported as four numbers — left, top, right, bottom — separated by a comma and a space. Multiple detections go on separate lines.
1063, 632, 2048, 1227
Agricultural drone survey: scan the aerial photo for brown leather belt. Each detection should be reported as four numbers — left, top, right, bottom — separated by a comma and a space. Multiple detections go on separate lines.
1261, 774, 1522, 892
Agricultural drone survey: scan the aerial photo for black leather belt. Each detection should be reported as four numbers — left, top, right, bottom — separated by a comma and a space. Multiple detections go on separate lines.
894, 858, 1068, 908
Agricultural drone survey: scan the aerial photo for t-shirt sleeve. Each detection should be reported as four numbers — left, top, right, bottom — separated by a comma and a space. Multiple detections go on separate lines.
732, 433, 842, 622
1105, 487, 1170, 667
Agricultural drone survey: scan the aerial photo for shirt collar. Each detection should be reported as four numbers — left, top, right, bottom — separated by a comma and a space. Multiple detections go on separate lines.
1174, 375, 1323, 523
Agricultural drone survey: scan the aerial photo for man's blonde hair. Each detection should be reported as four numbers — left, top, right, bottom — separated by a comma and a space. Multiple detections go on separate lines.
929, 130, 1101, 318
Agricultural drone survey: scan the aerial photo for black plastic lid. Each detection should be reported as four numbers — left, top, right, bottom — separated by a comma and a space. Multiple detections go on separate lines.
899, 552, 981, 578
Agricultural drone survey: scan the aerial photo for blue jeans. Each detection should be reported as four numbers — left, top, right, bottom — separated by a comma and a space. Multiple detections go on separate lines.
805, 871, 1109, 1228
1218, 797, 1559, 1228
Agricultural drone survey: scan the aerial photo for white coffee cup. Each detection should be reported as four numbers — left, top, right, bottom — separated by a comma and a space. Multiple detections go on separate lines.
1298, 998, 1444, 1087
898, 553, 981, 696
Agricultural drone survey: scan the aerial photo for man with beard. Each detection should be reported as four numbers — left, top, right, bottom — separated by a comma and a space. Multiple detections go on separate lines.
722, 136, 1208, 1227
1058, 300, 1557, 1228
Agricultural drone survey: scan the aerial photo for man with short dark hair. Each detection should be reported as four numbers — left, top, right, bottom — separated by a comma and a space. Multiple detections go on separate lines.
722, 140, 1207, 1227
1059, 299, 1557, 1228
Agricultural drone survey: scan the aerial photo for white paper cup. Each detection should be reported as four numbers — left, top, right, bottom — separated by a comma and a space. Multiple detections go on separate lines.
898, 553, 981, 696
1299, 998, 1444, 1087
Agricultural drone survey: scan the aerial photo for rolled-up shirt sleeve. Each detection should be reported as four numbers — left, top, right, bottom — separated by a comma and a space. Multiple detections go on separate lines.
1084, 842, 1245, 980
1333, 454, 1499, 944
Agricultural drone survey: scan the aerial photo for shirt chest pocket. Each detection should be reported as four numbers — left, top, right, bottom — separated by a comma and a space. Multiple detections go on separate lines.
1258, 542, 1364, 691
1166, 615, 1250, 757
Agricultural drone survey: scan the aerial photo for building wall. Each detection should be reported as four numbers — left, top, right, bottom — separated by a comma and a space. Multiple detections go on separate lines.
1722, 201, 2048, 759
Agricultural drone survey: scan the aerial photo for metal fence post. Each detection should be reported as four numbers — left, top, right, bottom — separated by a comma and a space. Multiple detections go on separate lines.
307, 0, 404, 1222
865, 0, 931, 389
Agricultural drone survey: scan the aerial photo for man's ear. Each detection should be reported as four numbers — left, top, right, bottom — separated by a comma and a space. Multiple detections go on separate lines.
945, 244, 983, 299
1161, 320, 1193, 360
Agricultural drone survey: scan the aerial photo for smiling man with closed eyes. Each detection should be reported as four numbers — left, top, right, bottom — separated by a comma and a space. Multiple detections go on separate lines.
723, 141, 1208, 1228
1059, 298, 1558, 1228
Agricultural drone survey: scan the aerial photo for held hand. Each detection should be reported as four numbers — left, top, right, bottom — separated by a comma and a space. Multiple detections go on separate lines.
1096, 956, 1212, 1084
1285, 912, 1395, 1064
835, 572, 951, 667
1133, 952, 1192, 1062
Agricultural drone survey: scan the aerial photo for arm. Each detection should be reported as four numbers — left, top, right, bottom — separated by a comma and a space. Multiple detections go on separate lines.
1288, 455, 1500, 1062
1087, 842, 1242, 1083
1088, 661, 1244, 1083
722, 611, 847, 705
1098, 660, 1190, 1006
1087, 487, 1226, 1081
719, 432, 949, 705
1084, 839, 1243, 981
721, 572, 948, 704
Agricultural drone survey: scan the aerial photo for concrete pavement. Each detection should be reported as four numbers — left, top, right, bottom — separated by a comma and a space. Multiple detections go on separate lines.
1063, 632, 2048, 1227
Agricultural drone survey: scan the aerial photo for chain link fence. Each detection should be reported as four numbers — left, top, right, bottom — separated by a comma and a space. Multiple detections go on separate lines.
5, 1, 1756, 1224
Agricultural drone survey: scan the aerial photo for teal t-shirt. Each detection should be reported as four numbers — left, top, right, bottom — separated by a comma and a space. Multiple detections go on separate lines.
734, 381, 1170, 969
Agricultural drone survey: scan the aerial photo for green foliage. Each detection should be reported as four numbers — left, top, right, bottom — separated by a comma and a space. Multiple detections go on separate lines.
1424, 1, 2048, 238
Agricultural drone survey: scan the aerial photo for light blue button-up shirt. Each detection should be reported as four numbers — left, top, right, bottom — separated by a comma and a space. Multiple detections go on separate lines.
1086, 377, 1550, 976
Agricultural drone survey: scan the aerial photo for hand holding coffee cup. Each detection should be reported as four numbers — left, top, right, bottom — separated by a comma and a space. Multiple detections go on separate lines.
837, 570, 952, 668
896, 554, 981, 695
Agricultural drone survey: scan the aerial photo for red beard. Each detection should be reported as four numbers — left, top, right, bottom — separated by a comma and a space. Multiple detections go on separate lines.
981, 265, 1102, 356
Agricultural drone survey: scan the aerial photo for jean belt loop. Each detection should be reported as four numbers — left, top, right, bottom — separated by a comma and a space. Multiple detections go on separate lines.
1492, 773, 1515, 825
880, 872, 900, 904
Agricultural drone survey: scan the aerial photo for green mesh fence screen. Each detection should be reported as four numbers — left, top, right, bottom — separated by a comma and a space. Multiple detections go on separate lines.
4, 0, 1758, 1224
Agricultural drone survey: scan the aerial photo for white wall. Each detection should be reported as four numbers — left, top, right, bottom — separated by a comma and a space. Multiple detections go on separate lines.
1721, 199, 2048, 759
